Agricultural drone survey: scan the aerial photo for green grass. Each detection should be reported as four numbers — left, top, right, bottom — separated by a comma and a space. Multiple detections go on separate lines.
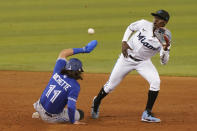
0, 0, 197, 76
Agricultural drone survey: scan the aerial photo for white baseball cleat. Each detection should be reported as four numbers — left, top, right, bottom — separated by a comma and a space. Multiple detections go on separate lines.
141, 110, 161, 123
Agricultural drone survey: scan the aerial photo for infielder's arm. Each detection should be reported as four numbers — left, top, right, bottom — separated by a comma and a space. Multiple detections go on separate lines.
160, 39, 171, 65
58, 40, 98, 59
159, 30, 171, 65
122, 27, 134, 57
122, 20, 144, 57
160, 48, 170, 65
122, 26, 134, 42
122, 26, 134, 57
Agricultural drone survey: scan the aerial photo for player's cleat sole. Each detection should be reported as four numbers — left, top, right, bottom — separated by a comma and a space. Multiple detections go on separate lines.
91, 96, 99, 119
141, 118, 161, 123
141, 110, 161, 123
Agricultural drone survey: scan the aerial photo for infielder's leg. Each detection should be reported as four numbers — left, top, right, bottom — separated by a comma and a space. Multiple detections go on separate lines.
92, 54, 135, 118
136, 60, 161, 122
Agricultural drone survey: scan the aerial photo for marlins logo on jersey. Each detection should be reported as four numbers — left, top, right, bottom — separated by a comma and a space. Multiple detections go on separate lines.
126, 19, 162, 61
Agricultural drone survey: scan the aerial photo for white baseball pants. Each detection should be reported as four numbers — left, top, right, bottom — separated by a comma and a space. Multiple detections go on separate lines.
33, 100, 81, 123
104, 54, 160, 93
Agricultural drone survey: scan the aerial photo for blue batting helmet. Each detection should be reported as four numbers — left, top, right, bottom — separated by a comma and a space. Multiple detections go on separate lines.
65, 58, 83, 72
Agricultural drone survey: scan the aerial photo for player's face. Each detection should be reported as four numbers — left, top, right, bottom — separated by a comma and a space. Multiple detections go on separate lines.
153, 16, 167, 28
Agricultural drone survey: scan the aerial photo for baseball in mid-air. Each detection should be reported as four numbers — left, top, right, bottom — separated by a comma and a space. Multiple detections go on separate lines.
88, 28, 95, 35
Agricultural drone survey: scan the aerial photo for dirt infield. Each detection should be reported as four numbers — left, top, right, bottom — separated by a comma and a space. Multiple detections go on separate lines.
0, 71, 197, 131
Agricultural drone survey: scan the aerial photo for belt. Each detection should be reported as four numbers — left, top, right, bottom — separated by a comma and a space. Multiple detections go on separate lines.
39, 100, 56, 117
129, 55, 142, 62
45, 112, 53, 117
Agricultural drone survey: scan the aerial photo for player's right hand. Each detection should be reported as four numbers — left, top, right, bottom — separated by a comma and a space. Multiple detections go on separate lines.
83, 40, 98, 53
73, 121, 87, 125
122, 41, 132, 58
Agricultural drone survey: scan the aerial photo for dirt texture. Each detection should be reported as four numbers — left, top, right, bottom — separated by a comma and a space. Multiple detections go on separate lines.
0, 71, 196, 131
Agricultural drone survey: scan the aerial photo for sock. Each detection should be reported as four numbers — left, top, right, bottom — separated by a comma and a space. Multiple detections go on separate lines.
145, 90, 159, 114
93, 87, 108, 112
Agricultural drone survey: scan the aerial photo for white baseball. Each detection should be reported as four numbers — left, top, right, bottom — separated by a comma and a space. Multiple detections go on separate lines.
88, 28, 95, 34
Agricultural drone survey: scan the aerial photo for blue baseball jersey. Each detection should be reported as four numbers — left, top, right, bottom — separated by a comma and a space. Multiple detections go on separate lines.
40, 58, 80, 116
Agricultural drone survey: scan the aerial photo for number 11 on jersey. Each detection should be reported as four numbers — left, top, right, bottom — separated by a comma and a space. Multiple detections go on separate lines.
46, 85, 61, 103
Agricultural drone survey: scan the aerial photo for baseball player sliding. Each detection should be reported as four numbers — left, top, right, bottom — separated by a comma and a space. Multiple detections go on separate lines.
33, 40, 98, 124
91, 10, 171, 123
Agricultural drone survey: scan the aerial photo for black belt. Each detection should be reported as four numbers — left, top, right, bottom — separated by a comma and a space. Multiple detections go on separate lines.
45, 112, 53, 117
39, 101, 53, 117
129, 55, 142, 62
39, 100, 55, 117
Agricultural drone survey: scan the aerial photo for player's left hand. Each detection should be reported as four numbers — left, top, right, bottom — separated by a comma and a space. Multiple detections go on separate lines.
154, 27, 171, 51
83, 40, 98, 53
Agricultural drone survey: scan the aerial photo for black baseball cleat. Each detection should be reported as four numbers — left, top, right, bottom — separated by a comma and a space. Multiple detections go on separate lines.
91, 96, 100, 119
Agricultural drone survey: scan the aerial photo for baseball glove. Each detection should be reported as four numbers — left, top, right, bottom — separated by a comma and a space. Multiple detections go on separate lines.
154, 27, 171, 48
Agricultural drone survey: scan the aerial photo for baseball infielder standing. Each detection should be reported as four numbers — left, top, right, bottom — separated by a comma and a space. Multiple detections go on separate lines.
33, 40, 97, 124
91, 10, 171, 122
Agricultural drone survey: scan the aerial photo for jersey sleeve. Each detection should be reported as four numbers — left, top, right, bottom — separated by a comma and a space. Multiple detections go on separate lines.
68, 87, 80, 103
122, 19, 145, 42
67, 87, 80, 123
128, 19, 145, 31
67, 100, 76, 123
53, 58, 67, 74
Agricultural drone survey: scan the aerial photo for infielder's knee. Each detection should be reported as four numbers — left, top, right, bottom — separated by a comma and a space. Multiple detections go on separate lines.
149, 79, 161, 91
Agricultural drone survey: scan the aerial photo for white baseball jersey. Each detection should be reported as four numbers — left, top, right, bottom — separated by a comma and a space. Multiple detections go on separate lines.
122, 19, 170, 64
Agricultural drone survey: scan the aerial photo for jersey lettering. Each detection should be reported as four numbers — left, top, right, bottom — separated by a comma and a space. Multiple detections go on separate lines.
53, 73, 71, 91
137, 32, 157, 50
